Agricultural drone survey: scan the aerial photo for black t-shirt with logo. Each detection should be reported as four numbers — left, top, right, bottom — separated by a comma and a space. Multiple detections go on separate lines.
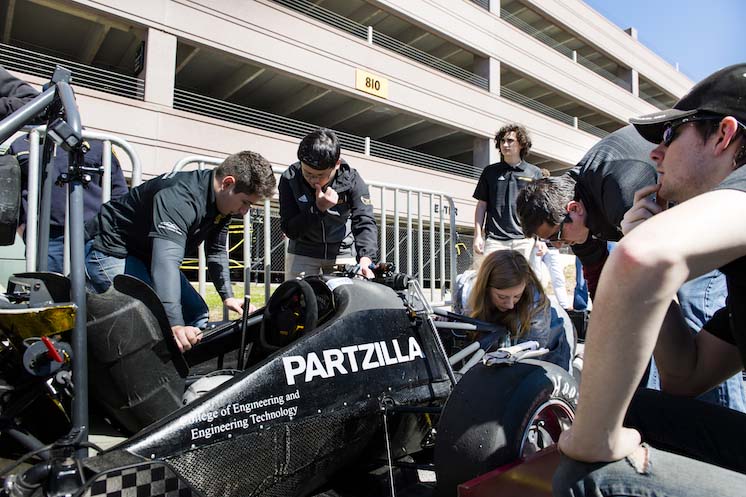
702, 166, 746, 366
473, 160, 542, 240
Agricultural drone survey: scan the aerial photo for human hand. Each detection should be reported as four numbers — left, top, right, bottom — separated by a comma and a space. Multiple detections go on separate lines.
224, 297, 254, 316
358, 257, 374, 279
558, 425, 642, 463
621, 184, 668, 235
473, 234, 484, 255
315, 184, 338, 212
535, 240, 547, 256
171, 325, 203, 352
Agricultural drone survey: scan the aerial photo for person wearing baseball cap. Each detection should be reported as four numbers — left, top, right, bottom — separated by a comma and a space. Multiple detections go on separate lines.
554, 63, 746, 497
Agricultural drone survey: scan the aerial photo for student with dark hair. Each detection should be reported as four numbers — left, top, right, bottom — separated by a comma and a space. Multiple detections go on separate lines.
517, 125, 744, 412
279, 128, 377, 280
473, 123, 542, 262
554, 64, 746, 497
85, 151, 276, 352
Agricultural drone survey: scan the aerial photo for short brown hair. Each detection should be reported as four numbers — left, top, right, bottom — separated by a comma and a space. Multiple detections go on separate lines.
216, 151, 276, 199
495, 124, 532, 160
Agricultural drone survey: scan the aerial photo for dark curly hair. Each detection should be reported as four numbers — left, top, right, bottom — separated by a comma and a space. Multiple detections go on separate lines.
216, 151, 276, 199
495, 123, 532, 160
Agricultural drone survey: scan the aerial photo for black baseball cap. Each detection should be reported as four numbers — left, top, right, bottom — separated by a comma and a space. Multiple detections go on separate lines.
630, 63, 746, 144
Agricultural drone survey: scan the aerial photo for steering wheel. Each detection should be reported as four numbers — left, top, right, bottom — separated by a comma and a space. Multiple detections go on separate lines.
259, 279, 318, 352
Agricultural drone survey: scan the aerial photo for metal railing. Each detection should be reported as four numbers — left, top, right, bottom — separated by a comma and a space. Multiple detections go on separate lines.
174, 88, 365, 154
499, 9, 629, 91
501, 86, 609, 138
369, 139, 482, 178
173, 157, 458, 305
23, 128, 143, 272
174, 88, 476, 178
0, 43, 145, 100
470, 0, 490, 10
271, 0, 487, 90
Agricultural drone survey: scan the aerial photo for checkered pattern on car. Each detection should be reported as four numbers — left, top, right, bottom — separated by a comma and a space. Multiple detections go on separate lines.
84, 462, 202, 497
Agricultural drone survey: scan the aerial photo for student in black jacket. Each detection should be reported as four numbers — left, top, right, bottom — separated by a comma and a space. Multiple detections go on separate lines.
279, 128, 377, 280
85, 151, 276, 352
0, 65, 38, 118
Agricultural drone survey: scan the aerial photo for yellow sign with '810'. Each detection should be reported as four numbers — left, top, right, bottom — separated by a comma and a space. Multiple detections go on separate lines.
355, 69, 389, 99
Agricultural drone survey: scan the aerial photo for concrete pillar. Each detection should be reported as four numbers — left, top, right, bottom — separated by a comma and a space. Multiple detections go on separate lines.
473, 137, 498, 168
631, 68, 639, 97
143, 28, 177, 107
489, 0, 501, 16
474, 56, 500, 95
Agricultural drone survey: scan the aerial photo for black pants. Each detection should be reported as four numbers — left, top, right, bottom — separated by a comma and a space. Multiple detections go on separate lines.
625, 388, 746, 474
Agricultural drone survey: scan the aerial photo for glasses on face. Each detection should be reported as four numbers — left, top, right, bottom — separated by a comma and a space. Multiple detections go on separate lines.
662, 115, 724, 147
545, 214, 571, 243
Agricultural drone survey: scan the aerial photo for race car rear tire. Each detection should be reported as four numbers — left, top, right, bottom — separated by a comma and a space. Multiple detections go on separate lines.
433, 359, 577, 496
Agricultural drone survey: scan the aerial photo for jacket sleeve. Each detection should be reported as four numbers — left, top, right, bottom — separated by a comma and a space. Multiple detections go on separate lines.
150, 237, 188, 327
349, 173, 378, 261
205, 222, 233, 301
0, 67, 39, 119
279, 175, 322, 239
109, 151, 129, 200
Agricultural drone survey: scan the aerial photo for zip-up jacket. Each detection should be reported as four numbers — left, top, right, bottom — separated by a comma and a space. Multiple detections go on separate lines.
279, 160, 377, 261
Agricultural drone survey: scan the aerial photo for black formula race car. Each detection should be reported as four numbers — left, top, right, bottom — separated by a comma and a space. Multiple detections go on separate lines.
0, 68, 577, 497
0, 267, 578, 497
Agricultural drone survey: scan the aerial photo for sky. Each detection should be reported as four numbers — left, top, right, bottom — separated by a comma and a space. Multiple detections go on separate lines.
582, 0, 744, 83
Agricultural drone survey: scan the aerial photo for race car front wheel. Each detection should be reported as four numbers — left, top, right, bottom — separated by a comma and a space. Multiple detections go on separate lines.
433, 359, 577, 496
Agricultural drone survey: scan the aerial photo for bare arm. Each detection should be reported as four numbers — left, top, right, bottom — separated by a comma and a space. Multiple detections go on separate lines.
655, 302, 742, 396
473, 200, 487, 255
559, 189, 746, 463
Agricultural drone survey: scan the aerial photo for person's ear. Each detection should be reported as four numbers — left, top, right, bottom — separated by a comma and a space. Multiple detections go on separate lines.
221, 175, 236, 190
713, 117, 742, 162
566, 200, 584, 215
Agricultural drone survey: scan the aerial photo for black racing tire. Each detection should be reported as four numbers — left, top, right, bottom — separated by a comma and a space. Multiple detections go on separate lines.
434, 359, 578, 496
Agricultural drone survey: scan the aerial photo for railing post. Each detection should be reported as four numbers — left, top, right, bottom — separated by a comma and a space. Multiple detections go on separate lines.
367, 26, 373, 44
417, 192, 423, 289
197, 161, 207, 298
439, 194, 446, 300
264, 198, 272, 303
572, 50, 577, 63
407, 191, 413, 276
394, 189, 400, 270
429, 194, 435, 301
380, 186, 387, 264
573, 116, 578, 129
364, 136, 370, 155
25, 129, 41, 272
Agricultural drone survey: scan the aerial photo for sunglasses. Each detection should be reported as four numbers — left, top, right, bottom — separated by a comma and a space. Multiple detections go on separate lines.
662, 115, 725, 146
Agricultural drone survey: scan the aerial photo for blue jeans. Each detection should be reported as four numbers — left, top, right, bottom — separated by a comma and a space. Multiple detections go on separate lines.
645, 269, 746, 413
47, 235, 65, 274
553, 446, 746, 497
85, 240, 208, 328
573, 257, 589, 311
